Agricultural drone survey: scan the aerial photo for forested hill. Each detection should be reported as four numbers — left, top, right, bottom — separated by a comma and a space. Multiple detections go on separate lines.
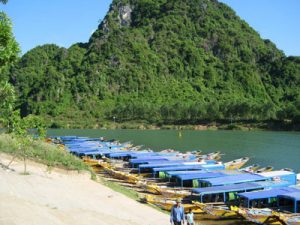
4, 0, 300, 128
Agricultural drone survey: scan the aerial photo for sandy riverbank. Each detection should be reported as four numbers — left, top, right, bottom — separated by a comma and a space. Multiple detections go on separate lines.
0, 153, 171, 225
0, 153, 254, 225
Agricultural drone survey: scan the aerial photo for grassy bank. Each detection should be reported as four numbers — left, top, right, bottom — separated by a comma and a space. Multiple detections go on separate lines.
0, 134, 90, 172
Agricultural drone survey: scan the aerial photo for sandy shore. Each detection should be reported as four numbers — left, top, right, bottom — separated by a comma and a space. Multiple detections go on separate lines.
0, 153, 170, 225
0, 153, 255, 225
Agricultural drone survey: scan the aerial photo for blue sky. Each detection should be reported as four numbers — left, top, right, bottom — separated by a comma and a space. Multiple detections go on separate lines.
1, 0, 299, 56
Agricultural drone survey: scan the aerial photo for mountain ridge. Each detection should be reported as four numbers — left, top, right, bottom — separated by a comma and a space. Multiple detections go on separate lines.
4, 0, 300, 128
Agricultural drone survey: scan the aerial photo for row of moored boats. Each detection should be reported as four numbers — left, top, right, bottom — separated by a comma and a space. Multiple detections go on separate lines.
48, 136, 300, 225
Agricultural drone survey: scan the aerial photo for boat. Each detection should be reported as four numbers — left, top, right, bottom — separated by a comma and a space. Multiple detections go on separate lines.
198, 151, 221, 160
240, 164, 260, 172
256, 166, 274, 173
237, 187, 300, 209
202, 204, 241, 219
141, 194, 203, 213
197, 173, 268, 187
277, 192, 300, 213
285, 215, 300, 225
224, 157, 250, 170
82, 156, 100, 166
172, 172, 228, 188
139, 183, 191, 197
238, 208, 283, 225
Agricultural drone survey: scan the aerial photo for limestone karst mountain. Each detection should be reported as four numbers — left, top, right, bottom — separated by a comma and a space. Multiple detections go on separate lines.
5, 0, 300, 127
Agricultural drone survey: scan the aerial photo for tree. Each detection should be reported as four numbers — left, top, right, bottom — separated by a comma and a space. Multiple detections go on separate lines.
0, 81, 16, 131
0, 12, 20, 69
0, 82, 46, 174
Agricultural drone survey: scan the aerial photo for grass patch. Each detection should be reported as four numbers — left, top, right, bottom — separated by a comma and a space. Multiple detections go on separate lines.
96, 175, 169, 214
97, 175, 139, 201
0, 134, 90, 172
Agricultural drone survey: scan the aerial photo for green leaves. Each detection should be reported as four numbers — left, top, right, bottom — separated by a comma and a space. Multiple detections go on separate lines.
0, 12, 20, 69
0, 81, 16, 131
2, 0, 300, 126
0, 0, 8, 4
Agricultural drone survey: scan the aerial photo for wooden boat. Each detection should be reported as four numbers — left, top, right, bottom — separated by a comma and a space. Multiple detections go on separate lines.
199, 151, 221, 160
224, 157, 250, 170
142, 194, 204, 213
106, 168, 142, 184
202, 204, 241, 219
238, 208, 283, 225
139, 183, 191, 197
82, 157, 100, 166
240, 164, 260, 172
256, 166, 274, 173
271, 212, 300, 225
286, 215, 300, 225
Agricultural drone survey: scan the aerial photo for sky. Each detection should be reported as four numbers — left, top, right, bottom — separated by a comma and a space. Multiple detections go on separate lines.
1, 0, 300, 56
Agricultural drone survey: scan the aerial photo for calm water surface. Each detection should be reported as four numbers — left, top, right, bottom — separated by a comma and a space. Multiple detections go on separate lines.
48, 129, 300, 172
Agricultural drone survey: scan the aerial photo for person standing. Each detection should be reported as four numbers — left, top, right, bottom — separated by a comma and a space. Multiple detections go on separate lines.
186, 209, 194, 225
170, 199, 185, 225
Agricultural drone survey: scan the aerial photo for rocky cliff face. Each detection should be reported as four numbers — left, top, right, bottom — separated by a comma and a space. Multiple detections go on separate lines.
118, 4, 133, 26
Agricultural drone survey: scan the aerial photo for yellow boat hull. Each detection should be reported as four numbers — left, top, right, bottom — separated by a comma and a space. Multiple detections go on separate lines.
143, 195, 204, 213
202, 205, 240, 219
238, 208, 283, 225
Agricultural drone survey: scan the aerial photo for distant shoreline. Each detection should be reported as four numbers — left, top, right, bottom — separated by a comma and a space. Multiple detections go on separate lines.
44, 119, 300, 131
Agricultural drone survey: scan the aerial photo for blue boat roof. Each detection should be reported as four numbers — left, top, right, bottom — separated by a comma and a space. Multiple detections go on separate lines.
106, 151, 157, 158
152, 165, 205, 172
254, 180, 293, 188
199, 164, 225, 170
278, 192, 300, 201
192, 183, 262, 195
200, 173, 267, 186
237, 187, 300, 200
130, 157, 170, 163
176, 172, 227, 181
166, 170, 205, 176
139, 162, 189, 169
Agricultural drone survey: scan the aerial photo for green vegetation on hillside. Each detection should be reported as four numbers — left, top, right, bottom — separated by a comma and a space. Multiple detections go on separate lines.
3, 0, 300, 129
0, 134, 89, 171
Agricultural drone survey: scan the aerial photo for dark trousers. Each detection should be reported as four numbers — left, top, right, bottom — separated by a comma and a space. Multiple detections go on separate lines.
173, 221, 182, 225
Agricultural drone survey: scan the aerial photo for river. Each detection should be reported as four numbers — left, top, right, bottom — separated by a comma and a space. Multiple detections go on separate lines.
48, 129, 300, 173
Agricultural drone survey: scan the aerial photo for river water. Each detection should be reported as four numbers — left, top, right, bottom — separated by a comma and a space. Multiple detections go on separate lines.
48, 129, 300, 173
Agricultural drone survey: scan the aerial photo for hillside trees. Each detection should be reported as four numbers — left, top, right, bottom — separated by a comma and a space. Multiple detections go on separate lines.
3, 0, 300, 127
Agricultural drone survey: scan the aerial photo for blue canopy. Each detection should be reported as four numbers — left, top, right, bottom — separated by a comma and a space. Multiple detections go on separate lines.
237, 187, 300, 200
192, 183, 262, 195
81, 150, 109, 155
254, 180, 293, 188
152, 165, 205, 173
130, 157, 170, 163
192, 182, 262, 195
176, 172, 227, 181
200, 173, 267, 186
198, 164, 225, 170
166, 170, 205, 176
138, 161, 191, 169
278, 192, 300, 201
106, 151, 157, 158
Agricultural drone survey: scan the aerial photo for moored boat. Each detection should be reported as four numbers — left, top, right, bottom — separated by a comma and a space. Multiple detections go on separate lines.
257, 166, 274, 173
238, 208, 283, 225
141, 194, 203, 213
224, 157, 250, 170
